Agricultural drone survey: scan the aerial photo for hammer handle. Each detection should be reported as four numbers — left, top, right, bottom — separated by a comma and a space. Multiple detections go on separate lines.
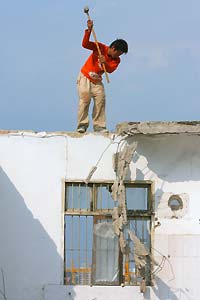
86, 13, 110, 83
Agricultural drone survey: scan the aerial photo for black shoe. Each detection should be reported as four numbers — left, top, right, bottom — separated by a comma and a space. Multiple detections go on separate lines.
77, 126, 86, 133
94, 127, 109, 133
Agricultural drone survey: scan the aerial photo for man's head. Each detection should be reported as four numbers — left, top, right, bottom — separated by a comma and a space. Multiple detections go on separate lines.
108, 39, 128, 59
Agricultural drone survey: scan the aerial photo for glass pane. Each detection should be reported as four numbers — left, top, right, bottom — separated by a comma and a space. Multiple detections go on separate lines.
65, 215, 93, 285
66, 184, 91, 210
93, 219, 119, 283
126, 187, 148, 210
96, 185, 114, 210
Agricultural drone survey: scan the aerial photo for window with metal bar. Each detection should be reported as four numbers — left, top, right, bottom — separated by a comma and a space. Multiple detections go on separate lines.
64, 182, 153, 286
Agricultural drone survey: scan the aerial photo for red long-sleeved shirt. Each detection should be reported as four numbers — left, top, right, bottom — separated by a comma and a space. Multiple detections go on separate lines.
81, 30, 120, 83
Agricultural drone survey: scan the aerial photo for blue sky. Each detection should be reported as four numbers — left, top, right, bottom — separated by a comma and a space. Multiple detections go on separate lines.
0, 0, 200, 132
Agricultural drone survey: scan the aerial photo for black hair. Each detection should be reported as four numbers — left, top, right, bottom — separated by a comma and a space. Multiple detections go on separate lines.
109, 39, 128, 54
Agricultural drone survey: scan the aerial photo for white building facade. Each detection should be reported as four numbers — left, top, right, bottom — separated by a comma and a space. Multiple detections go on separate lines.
0, 121, 200, 300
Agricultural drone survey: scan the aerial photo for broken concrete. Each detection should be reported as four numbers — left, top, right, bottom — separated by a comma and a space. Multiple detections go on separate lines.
128, 230, 149, 269
111, 141, 137, 227
116, 121, 200, 136
110, 138, 155, 288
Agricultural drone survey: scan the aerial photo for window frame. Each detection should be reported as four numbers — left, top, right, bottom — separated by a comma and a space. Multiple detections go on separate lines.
63, 180, 154, 286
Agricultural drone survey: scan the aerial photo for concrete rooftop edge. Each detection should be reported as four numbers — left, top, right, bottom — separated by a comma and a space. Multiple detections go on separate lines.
116, 121, 200, 135
1, 121, 200, 136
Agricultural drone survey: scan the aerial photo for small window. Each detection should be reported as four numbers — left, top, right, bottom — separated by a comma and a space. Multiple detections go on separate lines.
64, 182, 153, 286
168, 195, 183, 211
126, 186, 148, 210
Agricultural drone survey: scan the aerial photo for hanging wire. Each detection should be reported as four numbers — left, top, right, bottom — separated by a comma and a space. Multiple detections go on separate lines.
151, 247, 175, 280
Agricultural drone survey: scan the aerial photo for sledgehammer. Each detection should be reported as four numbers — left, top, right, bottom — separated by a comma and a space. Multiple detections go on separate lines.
84, 6, 110, 83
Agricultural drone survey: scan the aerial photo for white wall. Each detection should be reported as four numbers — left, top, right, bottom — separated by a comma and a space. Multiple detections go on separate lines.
0, 134, 66, 300
1, 132, 200, 300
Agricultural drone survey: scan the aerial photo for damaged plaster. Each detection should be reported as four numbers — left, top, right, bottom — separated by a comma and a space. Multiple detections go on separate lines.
111, 141, 138, 227
110, 139, 152, 286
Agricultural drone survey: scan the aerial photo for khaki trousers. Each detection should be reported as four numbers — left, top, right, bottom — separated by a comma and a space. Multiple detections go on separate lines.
77, 72, 106, 130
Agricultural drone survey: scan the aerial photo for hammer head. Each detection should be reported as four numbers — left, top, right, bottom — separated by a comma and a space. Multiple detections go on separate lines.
84, 6, 89, 14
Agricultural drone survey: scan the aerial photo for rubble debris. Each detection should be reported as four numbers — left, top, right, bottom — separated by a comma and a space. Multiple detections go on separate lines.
110, 139, 153, 288
113, 142, 138, 180
111, 141, 137, 226
128, 230, 149, 270
113, 216, 123, 236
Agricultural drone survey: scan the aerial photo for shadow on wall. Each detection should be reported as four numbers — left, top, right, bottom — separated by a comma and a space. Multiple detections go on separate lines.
130, 135, 200, 183
0, 167, 74, 300
125, 135, 200, 212
144, 276, 179, 300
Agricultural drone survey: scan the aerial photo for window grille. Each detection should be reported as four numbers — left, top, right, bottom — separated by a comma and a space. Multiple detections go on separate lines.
64, 182, 153, 286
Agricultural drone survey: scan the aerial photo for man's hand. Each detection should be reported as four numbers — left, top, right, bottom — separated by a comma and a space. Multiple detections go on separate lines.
98, 54, 106, 64
87, 20, 93, 31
